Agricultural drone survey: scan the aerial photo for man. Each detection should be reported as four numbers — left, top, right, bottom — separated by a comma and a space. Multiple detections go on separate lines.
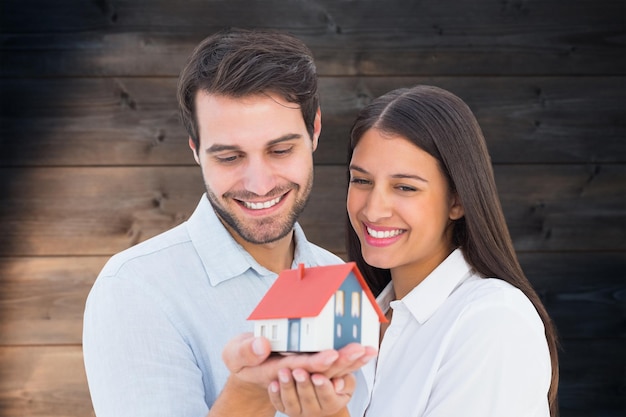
83, 28, 375, 417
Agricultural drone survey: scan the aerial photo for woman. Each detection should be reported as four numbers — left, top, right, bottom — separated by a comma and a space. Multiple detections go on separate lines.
269, 85, 559, 417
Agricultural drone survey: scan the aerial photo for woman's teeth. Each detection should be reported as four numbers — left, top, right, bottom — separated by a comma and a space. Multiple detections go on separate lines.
367, 226, 404, 239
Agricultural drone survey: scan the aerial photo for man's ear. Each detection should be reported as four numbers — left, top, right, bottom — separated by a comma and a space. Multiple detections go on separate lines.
312, 107, 321, 152
189, 138, 200, 165
449, 193, 465, 221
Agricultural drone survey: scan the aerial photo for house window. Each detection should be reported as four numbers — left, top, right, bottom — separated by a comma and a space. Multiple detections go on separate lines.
336, 323, 342, 338
353, 324, 358, 339
271, 325, 278, 340
351, 292, 361, 317
260, 325, 266, 337
335, 290, 344, 316
289, 321, 300, 350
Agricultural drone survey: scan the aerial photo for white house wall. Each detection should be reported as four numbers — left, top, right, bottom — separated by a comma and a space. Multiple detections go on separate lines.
360, 291, 381, 348
254, 318, 288, 351
299, 297, 335, 351
252, 287, 382, 352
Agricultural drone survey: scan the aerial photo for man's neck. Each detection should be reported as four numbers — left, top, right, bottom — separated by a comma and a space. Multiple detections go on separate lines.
244, 232, 295, 274
225, 228, 295, 274
213, 209, 297, 273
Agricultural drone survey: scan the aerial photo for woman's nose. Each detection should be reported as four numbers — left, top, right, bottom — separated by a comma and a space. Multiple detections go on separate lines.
362, 187, 392, 222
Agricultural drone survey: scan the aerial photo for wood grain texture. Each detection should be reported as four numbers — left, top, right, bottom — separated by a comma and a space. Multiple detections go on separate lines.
2, 77, 624, 166
0, 340, 621, 417
0, 257, 105, 345
0, 339, 616, 417
1, 0, 623, 76
1, 0, 624, 415
556, 339, 626, 415
0, 255, 622, 416
0, 165, 623, 256
0, 346, 95, 417
0, 253, 622, 345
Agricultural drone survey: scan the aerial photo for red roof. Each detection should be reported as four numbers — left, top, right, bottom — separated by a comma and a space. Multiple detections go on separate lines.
248, 262, 387, 322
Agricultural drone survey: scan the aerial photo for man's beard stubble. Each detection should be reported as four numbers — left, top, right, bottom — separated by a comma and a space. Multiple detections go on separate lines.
204, 175, 313, 245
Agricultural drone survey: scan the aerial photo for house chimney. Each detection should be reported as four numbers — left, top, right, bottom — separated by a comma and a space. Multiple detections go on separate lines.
298, 263, 305, 280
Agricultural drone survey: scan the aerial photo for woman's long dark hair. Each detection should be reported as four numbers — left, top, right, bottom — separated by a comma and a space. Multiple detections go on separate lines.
346, 85, 559, 416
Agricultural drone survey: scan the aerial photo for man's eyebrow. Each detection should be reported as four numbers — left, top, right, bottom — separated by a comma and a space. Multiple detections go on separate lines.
349, 164, 428, 182
206, 143, 239, 154
205, 133, 303, 154
267, 133, 302, 146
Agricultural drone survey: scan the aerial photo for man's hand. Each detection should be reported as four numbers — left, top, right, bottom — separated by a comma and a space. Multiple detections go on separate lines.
213, 333, 375, 417
222, 332, 377, 390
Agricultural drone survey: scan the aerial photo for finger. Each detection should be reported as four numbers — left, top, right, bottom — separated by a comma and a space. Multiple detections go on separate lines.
268, 380, 286, 413
277, 368, 302, 415
283, 344, 377, 378
297, 349, 339, 372
332, 373, 356, 395
292, 368, 322, 414
321, 343, 378, 378
272, 349, 339, 376
222, 333, 272, 373
310, 373, 353, 413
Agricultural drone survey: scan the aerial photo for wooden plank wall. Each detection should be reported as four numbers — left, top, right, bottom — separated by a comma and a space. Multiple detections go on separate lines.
1, 1, 624, 416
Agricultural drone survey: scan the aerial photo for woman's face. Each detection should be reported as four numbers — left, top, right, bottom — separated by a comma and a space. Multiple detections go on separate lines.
347, 128, 464, 285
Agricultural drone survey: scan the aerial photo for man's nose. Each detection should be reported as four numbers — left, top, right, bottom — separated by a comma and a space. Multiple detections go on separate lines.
242, 157, 277, 197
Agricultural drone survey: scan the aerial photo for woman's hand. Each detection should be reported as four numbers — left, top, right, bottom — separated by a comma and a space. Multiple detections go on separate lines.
268, 368, 354, 417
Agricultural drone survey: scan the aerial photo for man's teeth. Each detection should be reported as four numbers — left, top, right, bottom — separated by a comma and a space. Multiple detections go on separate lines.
243, 196, 282, 210
367, 226, 403, 239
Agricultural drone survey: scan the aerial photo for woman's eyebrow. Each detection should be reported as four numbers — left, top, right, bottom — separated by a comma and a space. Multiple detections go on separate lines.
348, 164, 369, 174
392, 173, 428, 183
349, 164, 428, 182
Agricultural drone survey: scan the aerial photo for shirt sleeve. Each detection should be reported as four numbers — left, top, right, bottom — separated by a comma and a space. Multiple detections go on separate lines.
423, 291, 552, 417
83, 275, 209, 417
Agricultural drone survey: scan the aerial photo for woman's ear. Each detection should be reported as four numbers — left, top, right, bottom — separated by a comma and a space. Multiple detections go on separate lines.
449, 193, 465, 220
189, 138, 200, 165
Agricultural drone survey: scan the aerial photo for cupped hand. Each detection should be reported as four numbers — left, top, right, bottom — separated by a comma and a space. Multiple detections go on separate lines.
268, 368, 355, 417
222, 333, 377, 390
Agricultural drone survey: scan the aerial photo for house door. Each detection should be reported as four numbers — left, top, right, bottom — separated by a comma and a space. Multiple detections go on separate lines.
287, 319, 300, 351
333, 276, 362, 349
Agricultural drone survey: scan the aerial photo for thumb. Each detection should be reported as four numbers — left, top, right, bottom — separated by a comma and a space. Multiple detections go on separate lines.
222, 332, 272, 373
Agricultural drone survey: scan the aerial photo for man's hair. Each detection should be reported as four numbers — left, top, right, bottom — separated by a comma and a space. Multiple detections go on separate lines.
177, 28, 319, 150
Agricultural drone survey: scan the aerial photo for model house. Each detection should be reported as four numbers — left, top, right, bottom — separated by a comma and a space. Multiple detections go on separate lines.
248, 262, 387, 352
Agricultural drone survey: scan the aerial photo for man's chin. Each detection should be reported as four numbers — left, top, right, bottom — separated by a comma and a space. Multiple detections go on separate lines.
236, 225, 293, 245
208, 195, 302, 245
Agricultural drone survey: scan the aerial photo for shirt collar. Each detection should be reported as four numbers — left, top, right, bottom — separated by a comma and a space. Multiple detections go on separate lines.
185, 194, 310, 286
291, 222, 317, 268
382, 248, 472, 324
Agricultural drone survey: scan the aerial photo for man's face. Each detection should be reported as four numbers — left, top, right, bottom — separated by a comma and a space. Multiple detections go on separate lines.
191, 91, 320, 248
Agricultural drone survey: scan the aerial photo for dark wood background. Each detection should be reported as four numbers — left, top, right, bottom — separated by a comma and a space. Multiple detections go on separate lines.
1, 1, 624, 416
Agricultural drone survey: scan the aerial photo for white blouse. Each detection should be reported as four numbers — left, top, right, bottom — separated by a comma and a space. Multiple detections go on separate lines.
350, 249, 551, 417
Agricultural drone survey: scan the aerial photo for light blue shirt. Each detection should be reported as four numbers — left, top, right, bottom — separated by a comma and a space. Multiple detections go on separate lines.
83, 194, 343, 417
